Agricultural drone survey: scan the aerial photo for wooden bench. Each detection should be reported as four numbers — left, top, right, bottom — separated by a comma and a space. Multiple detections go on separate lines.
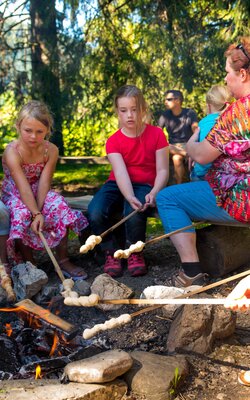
65, 195, 250, 278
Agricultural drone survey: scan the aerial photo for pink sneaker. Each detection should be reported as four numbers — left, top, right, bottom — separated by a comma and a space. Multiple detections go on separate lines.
128, 252, 147, 277
104, 251, 123, 278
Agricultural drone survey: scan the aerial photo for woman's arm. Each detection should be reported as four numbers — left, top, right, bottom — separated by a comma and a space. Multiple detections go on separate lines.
186, 131, 222, 164
36, 143, 59, 210
107, 153, 142, 210
145, 147, 169, 207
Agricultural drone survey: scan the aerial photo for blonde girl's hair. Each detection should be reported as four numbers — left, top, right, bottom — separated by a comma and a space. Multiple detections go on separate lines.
114, 85, 151, 134
206, 85, 233, 112
16, 100, 54, 135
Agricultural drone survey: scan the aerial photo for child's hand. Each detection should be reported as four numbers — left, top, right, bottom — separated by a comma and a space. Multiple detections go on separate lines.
143, 192, 155, 210
224, 275, 250, 311
31, 214, 44, 234
128, 196, 143, 210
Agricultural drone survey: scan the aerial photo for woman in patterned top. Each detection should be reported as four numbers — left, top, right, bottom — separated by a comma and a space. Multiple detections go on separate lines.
156, 36, 250, 288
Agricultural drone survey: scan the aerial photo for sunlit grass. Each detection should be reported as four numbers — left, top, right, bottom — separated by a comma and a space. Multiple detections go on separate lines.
53, 163, 111, 187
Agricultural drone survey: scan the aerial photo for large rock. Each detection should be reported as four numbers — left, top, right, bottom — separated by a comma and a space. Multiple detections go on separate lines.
167, 300, 236, 354
0, 379, 127, 400
124, 351, 188, 400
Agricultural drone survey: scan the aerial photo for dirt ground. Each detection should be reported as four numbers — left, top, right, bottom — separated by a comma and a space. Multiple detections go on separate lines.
35, 226, 250, 400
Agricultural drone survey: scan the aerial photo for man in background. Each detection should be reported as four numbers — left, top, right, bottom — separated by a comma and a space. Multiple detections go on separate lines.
158, 90, 198, 184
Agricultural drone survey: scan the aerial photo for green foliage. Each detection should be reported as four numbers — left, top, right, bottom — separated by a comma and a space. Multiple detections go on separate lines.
0, 0, 250, 155
53, 163, 111, 187
0, 91, 19, 153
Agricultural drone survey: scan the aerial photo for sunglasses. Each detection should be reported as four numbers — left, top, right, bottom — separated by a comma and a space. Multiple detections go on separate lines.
236, 43, 250, 65
165, 97, 176, 102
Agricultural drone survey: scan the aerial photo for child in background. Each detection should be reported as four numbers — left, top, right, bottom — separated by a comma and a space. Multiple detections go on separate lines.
88, 85, 169, 278
2, 100, 89, 280
190, 85, 232, 181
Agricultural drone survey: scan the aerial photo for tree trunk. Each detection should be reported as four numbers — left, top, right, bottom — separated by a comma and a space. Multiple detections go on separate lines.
30, 0, 64, 154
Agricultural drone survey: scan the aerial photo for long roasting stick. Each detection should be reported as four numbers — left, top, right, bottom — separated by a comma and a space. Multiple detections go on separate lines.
80, 208, 140, 254
81, 267, 250, 338
100, 209, 139, 238
38, 231, 65, 283
146, 221, 205, 245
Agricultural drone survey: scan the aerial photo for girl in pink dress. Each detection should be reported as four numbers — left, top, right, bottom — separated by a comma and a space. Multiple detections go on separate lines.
2, 100, 89, 280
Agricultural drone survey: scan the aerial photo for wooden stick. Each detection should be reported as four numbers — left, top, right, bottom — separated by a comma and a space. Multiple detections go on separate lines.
38, 231, 65, 283
100, 209, 139, 238
146, 221, 204, 245
131, 267, 250, 317
98, 298, 239, 305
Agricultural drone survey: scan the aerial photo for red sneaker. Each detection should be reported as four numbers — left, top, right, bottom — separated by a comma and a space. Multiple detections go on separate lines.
104, 251, 123, 278
128, 252, 147, 277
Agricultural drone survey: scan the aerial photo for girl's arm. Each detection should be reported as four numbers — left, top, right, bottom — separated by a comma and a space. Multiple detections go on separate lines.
36, 143, 59, 210
4, 146, 41, 216
145, 147, 169, 208
186, 133, 221, 164
107, 153, 142, 210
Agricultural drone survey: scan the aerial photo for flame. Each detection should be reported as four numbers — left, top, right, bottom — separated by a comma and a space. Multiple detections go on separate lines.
5, 323, 12, 337
35, 365, 42, 379
49, 332, 59, 356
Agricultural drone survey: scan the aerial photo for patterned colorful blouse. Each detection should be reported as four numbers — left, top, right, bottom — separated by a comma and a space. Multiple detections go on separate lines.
205, 94, 250, 223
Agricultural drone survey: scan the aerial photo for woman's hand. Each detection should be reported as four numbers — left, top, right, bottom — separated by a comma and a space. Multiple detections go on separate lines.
224, 275, 250, 311
128, 195, 143, 211
31, 213, 44, 234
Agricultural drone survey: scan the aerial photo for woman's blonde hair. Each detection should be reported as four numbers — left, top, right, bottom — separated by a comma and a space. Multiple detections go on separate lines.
206, 85, 232, 112
16, 100, 54, 134
114, 85, 151, 133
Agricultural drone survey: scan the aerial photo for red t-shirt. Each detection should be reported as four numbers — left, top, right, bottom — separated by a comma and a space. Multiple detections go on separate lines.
106, 124, 169, 186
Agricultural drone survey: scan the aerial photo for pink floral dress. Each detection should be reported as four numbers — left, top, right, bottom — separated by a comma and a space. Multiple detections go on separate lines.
2, 141, 89, 264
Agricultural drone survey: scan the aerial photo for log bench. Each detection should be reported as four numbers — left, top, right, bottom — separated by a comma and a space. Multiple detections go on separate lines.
65, 195, 250, 278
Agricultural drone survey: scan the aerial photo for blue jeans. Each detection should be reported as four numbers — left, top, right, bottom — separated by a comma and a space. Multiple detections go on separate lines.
156, 181, 237, 233
0, 200, 9, 235
88, 181, 155, 250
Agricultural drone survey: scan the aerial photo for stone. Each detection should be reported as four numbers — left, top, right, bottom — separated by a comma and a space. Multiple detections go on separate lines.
124, 351, 188, 400
0, 378, 127, 400
63, 349, 133, 383
11, 262, 48, 301
91, 273, 134, 311
167, 298, 236, 354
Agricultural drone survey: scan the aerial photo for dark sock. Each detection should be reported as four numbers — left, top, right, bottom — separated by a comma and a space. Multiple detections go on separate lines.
182, 262, 202, 277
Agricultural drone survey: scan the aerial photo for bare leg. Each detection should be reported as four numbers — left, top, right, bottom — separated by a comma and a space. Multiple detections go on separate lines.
0, 235, 8, 264
15, 239, 36, 264
170, 232, 199, 262
172, 154, 186, 184
56, 231, 87, 279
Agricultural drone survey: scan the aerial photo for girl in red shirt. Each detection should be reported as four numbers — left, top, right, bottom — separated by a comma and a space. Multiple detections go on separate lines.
88, 85, 169, 277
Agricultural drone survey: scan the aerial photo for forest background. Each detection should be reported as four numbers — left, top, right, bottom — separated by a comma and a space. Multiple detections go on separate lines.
0, 0, 250, 157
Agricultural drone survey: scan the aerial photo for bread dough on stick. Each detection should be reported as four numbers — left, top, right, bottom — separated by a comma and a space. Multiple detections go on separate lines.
114, 241, 145, 259
80, 235, 102, 254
